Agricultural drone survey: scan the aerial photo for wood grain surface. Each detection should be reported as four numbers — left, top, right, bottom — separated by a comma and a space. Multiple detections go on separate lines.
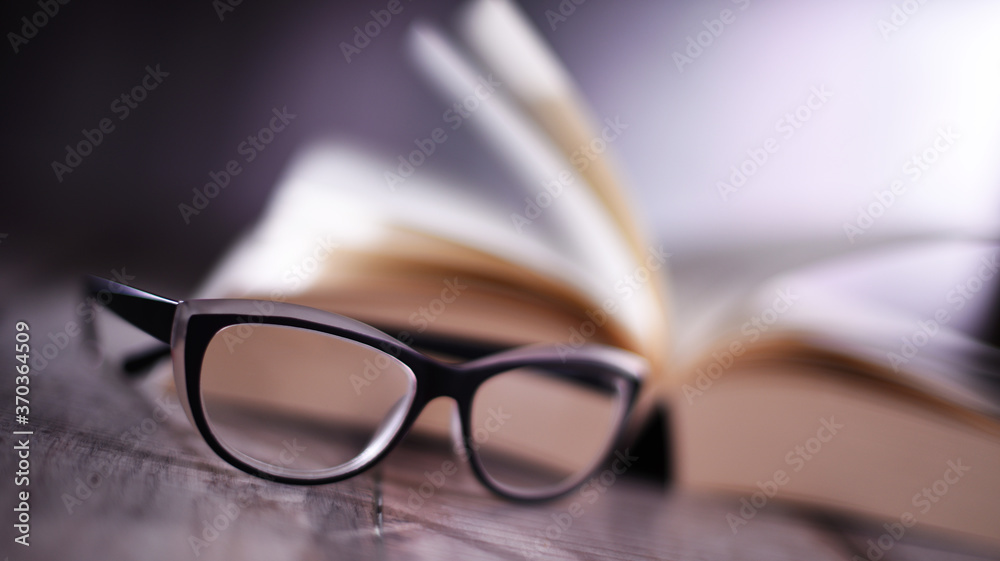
1, 287, 996, 560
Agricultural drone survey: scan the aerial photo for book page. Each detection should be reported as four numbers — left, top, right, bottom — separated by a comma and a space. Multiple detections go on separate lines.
671, 239, 1000, 416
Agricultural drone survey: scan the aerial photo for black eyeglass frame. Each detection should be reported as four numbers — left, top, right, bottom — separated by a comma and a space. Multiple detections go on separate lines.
86, 276, 646, 501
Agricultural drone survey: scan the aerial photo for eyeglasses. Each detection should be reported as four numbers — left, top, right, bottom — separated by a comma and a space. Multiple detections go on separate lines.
85, 276, 645, 501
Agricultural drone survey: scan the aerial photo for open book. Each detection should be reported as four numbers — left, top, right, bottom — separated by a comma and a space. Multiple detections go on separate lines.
194, 0, 1000, 548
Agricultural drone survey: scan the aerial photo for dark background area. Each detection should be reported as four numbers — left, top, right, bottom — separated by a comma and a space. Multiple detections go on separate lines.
2, 0, 603, 297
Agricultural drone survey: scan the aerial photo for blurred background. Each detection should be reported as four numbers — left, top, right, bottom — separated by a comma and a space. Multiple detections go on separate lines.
3, 2, 1000, 555
2, 0, 1000, 307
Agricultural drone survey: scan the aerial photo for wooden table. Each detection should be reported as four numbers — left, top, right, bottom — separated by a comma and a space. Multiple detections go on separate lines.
1, 288, 996, 560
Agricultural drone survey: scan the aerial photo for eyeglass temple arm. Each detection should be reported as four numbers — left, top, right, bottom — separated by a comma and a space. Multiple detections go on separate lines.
85, 276, 178, 344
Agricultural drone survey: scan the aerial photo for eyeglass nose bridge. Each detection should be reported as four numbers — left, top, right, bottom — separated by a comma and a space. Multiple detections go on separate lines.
409, 358, 483, 408
399, 357, 519, 451
400, 360, 502, 466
